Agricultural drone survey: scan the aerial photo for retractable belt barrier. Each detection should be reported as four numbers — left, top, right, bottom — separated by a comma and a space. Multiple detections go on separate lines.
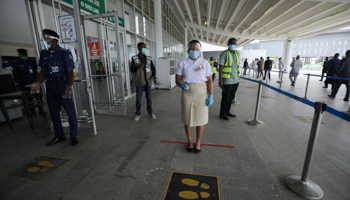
241, 76, 350, 122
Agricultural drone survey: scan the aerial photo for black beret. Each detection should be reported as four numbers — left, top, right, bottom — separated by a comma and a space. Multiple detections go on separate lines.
17, 49, 28, 54
42, 29, 60, 39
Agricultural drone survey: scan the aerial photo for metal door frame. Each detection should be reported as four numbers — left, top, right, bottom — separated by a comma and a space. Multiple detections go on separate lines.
82, 12, 126, 115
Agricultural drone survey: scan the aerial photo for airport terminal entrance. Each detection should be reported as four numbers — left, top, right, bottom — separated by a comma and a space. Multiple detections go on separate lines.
24, 0, 131, 135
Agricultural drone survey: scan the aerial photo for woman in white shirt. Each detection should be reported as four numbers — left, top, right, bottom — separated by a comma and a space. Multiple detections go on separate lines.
176, 40, 214, 153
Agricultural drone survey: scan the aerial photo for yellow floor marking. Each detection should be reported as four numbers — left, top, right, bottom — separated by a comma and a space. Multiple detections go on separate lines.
200, 183, 210, 189
200, 192, 210, 198
300, 117, 308, 122
182, 178, 199, 186
40, 168, 48, 172
306, 117, 313, 121
27, 167, 40, 172
178, 191, 198, 199
38, 161, 50, 166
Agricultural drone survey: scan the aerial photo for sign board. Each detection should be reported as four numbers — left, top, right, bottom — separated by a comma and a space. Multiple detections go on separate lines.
58, 15, 78, 43
107, 12, 125, 28
62, 0, 105, 14
88, 38, 101, 57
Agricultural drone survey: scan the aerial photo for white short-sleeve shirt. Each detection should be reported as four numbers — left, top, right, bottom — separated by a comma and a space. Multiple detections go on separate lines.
176, 57, 213, 83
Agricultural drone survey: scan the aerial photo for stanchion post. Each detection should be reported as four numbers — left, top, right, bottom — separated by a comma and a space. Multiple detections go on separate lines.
303, 73, 311, 100
247, 80, 263, 126
286, 101, 326, 200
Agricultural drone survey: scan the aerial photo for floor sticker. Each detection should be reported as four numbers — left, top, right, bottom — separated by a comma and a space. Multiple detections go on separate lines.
4, 155, 70, 182
292, 116, 326, 124
164, 171, 220, 200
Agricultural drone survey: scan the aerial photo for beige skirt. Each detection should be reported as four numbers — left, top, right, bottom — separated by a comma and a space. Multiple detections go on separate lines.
181, 82, 208, 127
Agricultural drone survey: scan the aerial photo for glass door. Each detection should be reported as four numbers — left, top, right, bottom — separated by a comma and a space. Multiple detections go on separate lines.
83, 13, 127, 115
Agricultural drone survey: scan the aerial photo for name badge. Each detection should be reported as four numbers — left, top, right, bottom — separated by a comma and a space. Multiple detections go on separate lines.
29, 69, 33, 73
52, 66, 59, 73
146, 68, 151, 72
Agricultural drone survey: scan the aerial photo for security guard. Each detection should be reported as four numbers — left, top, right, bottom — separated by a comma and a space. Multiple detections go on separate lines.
218, 38, 240, 120
4, 49, 38, 114
27, 29, 78, 146
209, 57, 217, 82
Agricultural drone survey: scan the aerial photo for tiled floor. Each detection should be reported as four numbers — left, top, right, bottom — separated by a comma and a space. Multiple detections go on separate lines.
0, 72, 349, 200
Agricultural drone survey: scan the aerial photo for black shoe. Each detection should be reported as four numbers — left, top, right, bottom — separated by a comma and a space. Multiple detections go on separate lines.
226, 113, 236, 117
319, 79, 323, 81
323, 86, 328, 88
344, 98, 349, 101
71, 138, 78, 146
262, 78, 265, 80
194, 145, 201, 153
47, 137, 66, 146
220, 115, 229, 120
327, 95, 335, 99
187, 147, 193, 152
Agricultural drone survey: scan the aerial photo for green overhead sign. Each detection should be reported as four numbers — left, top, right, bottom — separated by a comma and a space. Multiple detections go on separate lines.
62, 0, 105, 14
107, 11, 125, 28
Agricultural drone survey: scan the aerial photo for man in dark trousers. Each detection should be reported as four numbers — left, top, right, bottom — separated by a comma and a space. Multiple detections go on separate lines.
4, 49, 38, 114
328, 50, 350, 101
130, 42, 156, 121
27, 29, 78, 146
324, 53, 341, 89
319, 57, 329, 81
243, 58, 248, 75
263, 56, 272, 80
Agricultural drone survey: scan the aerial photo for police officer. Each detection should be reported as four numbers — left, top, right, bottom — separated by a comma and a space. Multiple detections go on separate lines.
4, 49, 38, 114
27, 29, 78, 146
209, 57, 217, 82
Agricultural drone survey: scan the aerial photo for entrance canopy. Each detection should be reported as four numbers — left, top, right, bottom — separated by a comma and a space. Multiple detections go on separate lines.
174, 0, 350, 47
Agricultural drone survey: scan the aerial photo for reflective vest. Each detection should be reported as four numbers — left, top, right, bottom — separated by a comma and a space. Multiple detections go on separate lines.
95, 62, 100, 70
209, 60, 216, 73
223, 50, 240, 79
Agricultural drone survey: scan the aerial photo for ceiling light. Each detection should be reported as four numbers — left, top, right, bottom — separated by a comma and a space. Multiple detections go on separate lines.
205, 21, 207, 25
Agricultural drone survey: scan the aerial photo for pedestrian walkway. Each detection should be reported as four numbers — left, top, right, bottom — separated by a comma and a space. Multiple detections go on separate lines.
0, 78, 349, 200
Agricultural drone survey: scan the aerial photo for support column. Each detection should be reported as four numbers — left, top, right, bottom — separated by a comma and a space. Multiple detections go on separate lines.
283, 40, 293, 73
154, 0, 163, 59
184, 25, 188, 56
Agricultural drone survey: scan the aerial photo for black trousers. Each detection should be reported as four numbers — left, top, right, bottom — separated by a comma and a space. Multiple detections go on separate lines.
220, 83, 239, 116
264, 70, 271, 80
330, 80, 350, 99
212, 73, 216, 82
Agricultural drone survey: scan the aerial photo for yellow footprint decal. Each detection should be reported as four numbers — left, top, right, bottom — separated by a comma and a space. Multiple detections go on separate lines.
27, 161, 54, 173
179, 178, 210, 199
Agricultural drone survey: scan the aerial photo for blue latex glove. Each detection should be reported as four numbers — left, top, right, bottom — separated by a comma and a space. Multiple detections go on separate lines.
179, 82, 189, 91
206, 95, 214, 106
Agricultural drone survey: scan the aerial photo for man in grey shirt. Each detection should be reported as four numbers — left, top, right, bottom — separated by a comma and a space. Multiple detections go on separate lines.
289, 55, 303, 87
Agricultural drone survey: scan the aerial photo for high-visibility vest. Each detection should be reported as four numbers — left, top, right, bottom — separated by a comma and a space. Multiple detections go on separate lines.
223, 50, 240, 79
95, 62, 100, 70
209, 60, 216, 73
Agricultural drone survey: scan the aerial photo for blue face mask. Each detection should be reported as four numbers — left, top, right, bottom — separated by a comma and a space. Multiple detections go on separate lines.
141, 48, 147, 55
189, 51, 199, 59
41, 41, 51, 49
228, 45, 236, 50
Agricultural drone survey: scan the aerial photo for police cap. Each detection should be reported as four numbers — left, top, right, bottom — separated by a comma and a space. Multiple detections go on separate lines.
42, 29, 60, 39
17, 49, 28, 54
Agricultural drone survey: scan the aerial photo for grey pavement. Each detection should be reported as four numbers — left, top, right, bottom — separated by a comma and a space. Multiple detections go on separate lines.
0, 74, 349, 200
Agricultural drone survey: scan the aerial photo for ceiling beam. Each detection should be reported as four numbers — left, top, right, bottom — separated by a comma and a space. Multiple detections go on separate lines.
222, 36, 229, 46
295, 22, 350, 40
232, 0, 264, 32
238, 39, 254, 48
182, 0, 193, 23
200, 30, 203, 40
174, 0, 185, 20
206, 32, 209, 42
250, 1, 296, 35
215, 0, 227, 30
212, 33, 216, 43
287, 10, 350, 36
207, 0, 212, 27
291, 17, 350, 38
194, 0, 201, 25
223, 0, 247, 31
185, 20, 287, 40
272, 2, 348, 36
217, 35, 223, 45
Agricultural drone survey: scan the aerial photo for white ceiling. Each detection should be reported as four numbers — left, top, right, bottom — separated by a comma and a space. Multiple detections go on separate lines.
174, 0, 350, 47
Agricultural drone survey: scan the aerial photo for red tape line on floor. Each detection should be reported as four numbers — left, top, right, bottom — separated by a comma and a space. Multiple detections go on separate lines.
160, 140, 235, 148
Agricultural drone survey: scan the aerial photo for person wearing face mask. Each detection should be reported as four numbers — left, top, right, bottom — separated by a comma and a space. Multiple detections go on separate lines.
176, 40, 213, 153
4, 49, 38, 114
130, 42, 156, 121
218, 38, 240, 120
27, 29, 78, 146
